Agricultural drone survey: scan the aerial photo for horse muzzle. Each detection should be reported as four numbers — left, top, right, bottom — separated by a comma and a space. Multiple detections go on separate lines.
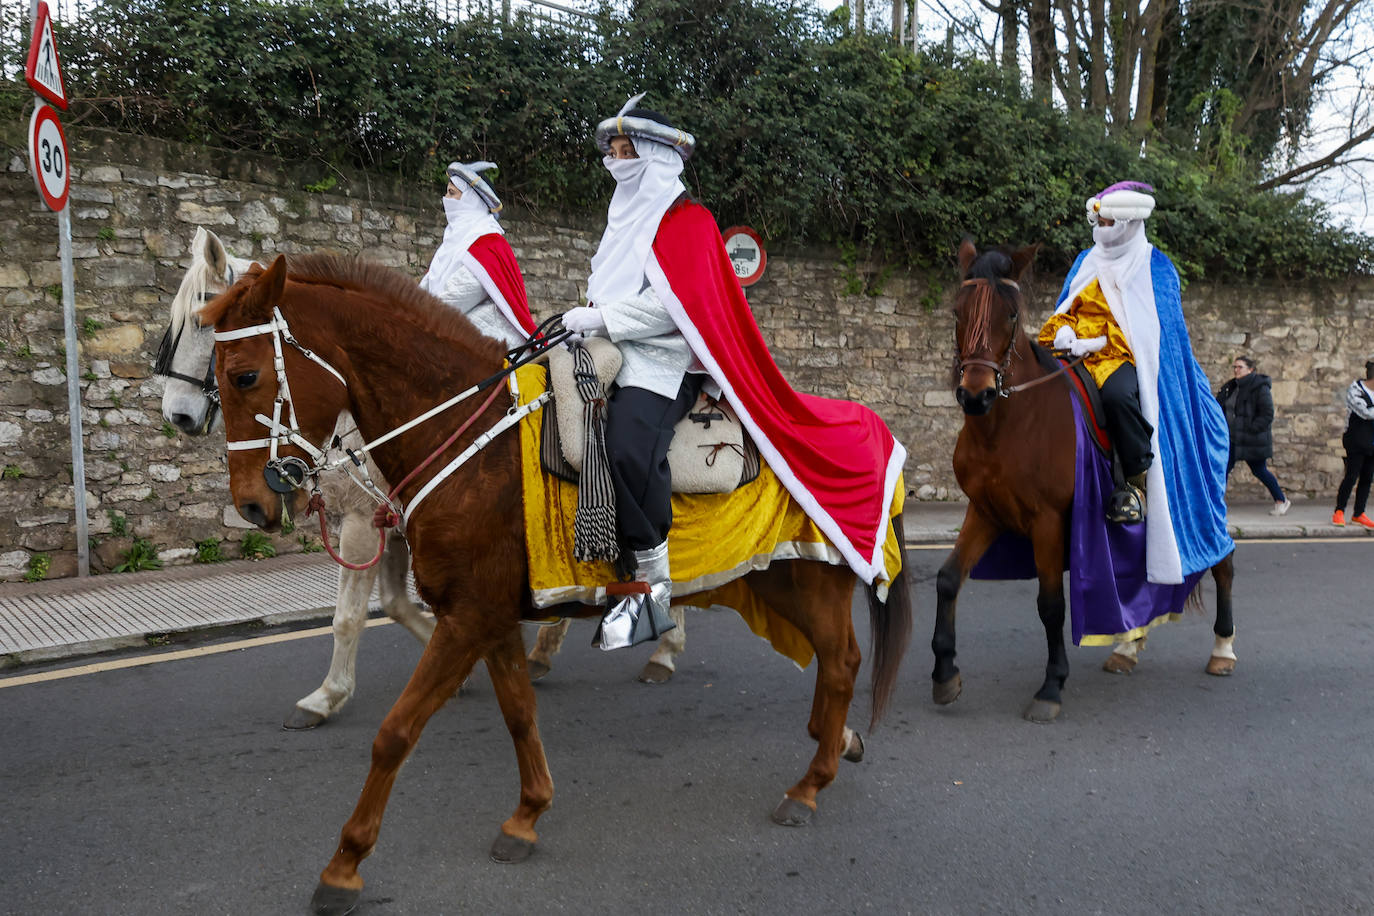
956, 385, 998, 416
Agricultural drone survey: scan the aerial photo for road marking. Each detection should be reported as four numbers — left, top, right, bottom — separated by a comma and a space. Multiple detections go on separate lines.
0, 616, 398, 690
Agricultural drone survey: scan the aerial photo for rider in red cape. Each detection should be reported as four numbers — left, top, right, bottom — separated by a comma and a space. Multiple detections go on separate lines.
562, 94, 905, 648
419, 161, 537, 346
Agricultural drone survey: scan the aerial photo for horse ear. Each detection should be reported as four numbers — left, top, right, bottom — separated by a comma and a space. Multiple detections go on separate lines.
957, 238, 978, 277
1009, 243, 1041, 281
240, 255, 287, 323
201, 227, 230, 280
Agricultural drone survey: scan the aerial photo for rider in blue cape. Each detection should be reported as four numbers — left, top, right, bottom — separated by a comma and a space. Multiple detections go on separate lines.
1039, 181, 1233, 585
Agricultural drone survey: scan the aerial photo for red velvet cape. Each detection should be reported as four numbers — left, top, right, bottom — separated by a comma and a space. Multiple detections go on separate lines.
465, 233, 538, 336
646, 200, 904, 582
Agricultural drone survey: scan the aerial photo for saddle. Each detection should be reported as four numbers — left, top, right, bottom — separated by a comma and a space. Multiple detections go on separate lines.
541, 337, 760, 493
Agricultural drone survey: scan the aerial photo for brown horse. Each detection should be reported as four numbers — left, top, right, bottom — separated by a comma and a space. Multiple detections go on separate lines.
934, 240, 1236, 723
203, 254, 913, 915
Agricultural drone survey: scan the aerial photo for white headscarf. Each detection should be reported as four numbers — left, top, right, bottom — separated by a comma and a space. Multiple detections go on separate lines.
419, 190, 503, 295
586, 138, 685, 306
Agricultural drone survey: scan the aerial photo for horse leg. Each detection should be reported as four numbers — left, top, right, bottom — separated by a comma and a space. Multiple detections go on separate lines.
1103, 636, 1144, 674
311, 615, 485, 916
526, 618, 571, 681
750, 563, 860, 827
639, 603, 685, 684
483, 626, 555, 864
377, 529, 434, 644
1206, 550, 1237, 676
803, 635, 866, 765
932, 512, 1000, 705
1025, 516, 1069, 723
286, 511, 381, 730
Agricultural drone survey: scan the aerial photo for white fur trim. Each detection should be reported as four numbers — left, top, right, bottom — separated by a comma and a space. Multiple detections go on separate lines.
460, 249, 528, 343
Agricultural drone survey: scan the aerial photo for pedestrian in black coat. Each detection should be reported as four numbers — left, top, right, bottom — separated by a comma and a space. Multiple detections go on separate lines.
1332, 359, 1374, 529
1216, 355, 1290, 516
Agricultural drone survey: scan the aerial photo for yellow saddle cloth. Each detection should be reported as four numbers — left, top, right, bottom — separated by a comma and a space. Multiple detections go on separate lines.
512, 365, 904, 668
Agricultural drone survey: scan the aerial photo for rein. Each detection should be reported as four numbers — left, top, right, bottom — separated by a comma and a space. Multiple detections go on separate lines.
956, 277, 1087, 397
214, 308, 568, 570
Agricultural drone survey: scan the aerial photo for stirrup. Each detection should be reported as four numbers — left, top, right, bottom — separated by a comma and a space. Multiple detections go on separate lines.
1105, 482, 1146, 524
593, 580, 675, 650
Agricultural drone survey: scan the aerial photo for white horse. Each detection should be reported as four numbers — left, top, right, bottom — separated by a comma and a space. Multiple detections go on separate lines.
159, 227, 435, 728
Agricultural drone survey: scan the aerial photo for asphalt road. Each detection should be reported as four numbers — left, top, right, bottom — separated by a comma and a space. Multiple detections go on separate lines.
1, 541, 1371, 916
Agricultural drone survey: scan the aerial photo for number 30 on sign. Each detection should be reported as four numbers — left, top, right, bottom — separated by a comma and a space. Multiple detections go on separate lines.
29, 103, 70, 212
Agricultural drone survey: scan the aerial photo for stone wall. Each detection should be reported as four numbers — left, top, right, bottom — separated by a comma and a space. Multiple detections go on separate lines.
1, 124, 1370, 581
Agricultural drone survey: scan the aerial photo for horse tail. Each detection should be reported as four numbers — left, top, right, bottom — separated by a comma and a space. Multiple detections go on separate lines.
866, 512, 914, 731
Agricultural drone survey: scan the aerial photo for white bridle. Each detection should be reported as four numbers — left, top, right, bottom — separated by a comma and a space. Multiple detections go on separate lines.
213, 306, 549, 524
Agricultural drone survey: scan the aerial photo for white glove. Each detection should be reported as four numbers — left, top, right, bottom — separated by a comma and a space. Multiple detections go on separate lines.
1069, 335, 1107, 358
1052, 325, 1078, 350
562, 306, 607, 336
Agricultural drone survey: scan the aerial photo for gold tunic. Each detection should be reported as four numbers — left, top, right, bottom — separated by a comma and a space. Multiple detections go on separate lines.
1038, 279, 1134, 388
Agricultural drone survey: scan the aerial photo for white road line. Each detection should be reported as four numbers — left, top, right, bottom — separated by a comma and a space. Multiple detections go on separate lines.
0, 616, 398, 690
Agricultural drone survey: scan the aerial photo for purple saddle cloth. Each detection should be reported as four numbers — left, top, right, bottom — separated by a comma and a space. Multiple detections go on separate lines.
970, 395, 1202, 645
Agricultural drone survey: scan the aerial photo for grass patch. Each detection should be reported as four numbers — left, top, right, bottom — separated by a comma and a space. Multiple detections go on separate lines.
240, 531, 276, 560
23, 553, 51, 582
114, 537, 162, 573
193, 537, 225, 564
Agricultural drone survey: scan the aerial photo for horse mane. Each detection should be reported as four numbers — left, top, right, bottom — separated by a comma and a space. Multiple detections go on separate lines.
202, 253, 505, 360
170, 255, 221, 331
956, 248, 1021, 356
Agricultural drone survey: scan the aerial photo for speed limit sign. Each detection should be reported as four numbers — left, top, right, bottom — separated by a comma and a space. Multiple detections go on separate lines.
29, 103, 70, 212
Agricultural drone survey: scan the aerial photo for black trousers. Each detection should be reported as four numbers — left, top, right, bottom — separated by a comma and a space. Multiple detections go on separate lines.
1336, 451, 1374, 517
1100, 363, 1154, 478
605, 375, 704, 552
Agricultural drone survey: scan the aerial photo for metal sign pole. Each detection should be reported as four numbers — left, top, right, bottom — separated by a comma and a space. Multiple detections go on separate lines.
28, 0, 88, 575
58, 205, 89, 576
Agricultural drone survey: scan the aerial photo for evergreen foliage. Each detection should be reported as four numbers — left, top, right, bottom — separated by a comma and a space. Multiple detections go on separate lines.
2, 0, 1368, 279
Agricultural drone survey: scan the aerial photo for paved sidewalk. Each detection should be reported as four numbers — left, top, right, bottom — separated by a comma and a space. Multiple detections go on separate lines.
1, 499, 1365, 668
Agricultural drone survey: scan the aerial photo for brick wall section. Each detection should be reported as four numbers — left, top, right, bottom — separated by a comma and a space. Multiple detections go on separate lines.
1, 125, 1370, 580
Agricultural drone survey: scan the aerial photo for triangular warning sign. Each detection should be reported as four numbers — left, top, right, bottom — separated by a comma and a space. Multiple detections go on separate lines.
25, 2, 68, 111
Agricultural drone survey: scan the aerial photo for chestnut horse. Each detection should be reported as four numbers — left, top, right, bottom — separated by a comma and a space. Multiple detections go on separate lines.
935, 240, 1235, 723
156, 227, 435, 729
203, 254, 912, 915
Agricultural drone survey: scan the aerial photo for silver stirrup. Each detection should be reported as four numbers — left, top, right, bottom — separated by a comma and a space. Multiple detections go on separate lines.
594, 541, 676, 650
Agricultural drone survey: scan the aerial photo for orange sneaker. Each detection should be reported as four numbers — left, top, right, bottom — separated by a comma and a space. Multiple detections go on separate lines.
1354, 514, 1374, 530
1333, 510, 1346, 526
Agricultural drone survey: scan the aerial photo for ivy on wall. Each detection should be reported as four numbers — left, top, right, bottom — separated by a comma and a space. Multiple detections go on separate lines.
1, 0, 1368, 280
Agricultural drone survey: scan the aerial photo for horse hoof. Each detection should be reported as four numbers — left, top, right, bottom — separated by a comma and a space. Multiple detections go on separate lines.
310, 882, 360, 916
1206, 656, 1235, 677
1102, 652, 1137, 675
933, 674, 963, 705
283, 707, 329, 730
1023, 699, 1062, 723
770, 796, 815, 827
490, 831, 535, 864
637, 661, 673, 684
842, 730, 865, 763
527, 659, 551, 682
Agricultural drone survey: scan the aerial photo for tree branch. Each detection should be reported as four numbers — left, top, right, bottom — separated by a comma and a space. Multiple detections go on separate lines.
1254, 123, 1374, 190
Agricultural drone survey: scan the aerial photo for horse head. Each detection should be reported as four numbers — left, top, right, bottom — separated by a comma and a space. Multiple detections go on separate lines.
952, 239, 1039, 416
202, 255, 350, 531
158, 226, 257, 434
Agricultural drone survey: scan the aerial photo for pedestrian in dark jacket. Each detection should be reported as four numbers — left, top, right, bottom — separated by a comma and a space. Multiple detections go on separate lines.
1216, 355, 1290, 516
1333, 359, 1374, 529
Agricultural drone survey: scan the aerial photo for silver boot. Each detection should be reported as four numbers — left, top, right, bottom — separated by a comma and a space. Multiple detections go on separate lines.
593, 540, 676, 650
